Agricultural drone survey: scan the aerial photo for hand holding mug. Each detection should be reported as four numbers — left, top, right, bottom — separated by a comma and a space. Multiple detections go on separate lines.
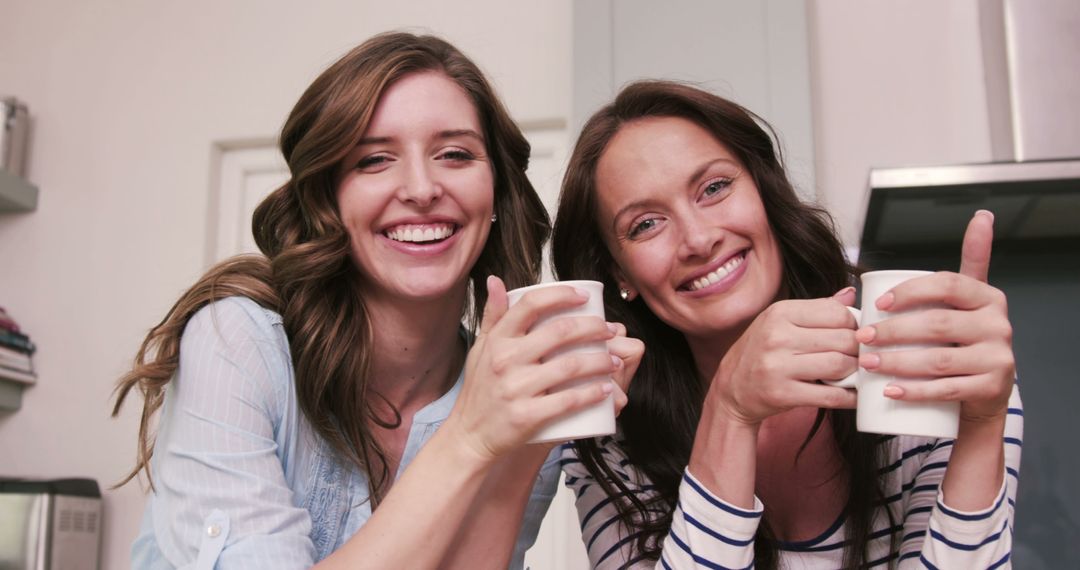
605, 321, 644, 418
446, 277, 619, 461
856, 211, 1015, 426
710, 296, 859, 427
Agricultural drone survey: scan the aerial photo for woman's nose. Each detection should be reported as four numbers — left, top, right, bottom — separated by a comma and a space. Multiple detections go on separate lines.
677, 213, 723, 261
398, 160, 443, 207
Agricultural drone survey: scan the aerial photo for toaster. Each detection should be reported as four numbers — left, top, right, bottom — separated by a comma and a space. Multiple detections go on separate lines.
0, 478, 101, 570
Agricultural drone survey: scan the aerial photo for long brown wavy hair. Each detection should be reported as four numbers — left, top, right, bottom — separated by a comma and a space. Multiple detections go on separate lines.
111, 32, 551, 502
552, 81, 888, 569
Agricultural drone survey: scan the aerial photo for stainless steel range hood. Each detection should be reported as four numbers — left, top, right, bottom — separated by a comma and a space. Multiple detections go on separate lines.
857, 0, 1079, 268
858, 158, 1080, 266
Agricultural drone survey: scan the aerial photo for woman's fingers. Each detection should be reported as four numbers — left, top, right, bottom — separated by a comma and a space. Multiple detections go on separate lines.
493, 285, 592, 337
858, 306, 1008, 347
881, 374, 1010, 406
860, 344, 1012, 379
479, 275, 509, 336
876, 271, 1005, 313
775, 297, 858, 330
607, 334, 644, 394
958, 210, 994, 283
788, 351, 858, 382
611, 382, 629, 417
791, 326, 859, 356
502, 351, 619, 399
763, 379, 857, 410
528, 380, 614, 428
507, 316, 614, 365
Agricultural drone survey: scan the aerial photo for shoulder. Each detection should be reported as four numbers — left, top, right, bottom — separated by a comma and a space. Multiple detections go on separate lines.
184, 296, 284, 340
177, 296, 293, 403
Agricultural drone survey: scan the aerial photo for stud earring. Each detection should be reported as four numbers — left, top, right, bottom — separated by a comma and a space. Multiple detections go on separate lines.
491, 213, 497, 223
619, 288, 631, 301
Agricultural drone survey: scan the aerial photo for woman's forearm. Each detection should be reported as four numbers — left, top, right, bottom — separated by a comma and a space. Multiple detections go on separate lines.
940, 413, 1007, 510
688, 396, 760, 510
314, 424, 495, 570
440, 444, 556, 569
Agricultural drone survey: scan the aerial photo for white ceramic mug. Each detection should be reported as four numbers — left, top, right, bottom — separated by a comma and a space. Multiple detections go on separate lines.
506, 280, 616, 443
827, 270, 960, 439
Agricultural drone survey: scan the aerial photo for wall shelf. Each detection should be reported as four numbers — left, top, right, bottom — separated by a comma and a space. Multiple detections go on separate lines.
0, 170, 38, 212
0, 376, 33, 411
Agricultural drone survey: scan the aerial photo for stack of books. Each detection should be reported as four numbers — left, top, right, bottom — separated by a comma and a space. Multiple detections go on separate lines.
0, 306, 36, 384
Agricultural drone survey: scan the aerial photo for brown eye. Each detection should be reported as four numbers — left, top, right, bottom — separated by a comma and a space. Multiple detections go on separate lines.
439, 149, 475, 162
357, 155, 390, 169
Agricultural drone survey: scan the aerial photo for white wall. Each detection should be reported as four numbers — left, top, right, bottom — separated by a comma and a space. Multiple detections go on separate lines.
809, 0, 996, 246
573, 0, 818, 201
0, 1, 570, 568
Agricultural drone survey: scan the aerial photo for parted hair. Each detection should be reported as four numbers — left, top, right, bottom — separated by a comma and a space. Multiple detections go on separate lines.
112, 32, 551, 502
551, 80, 887, 569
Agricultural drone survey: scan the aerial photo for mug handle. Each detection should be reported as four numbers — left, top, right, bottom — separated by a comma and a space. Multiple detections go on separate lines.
822, 306, 860, 389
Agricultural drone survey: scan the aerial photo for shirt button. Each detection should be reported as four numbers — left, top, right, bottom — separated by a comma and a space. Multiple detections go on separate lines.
207, 524, 221, 538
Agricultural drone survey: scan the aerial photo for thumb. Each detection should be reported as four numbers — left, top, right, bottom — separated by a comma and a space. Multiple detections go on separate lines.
479, 275, 509, 335
832, 286, 857, 306
959, 210, 994, 283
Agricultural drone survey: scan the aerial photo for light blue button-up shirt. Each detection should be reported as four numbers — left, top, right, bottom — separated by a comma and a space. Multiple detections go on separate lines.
131, 297, 560, 569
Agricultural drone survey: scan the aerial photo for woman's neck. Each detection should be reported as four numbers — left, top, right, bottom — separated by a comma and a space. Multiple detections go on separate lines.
686, 327, 744, 384
364, 287, 469, 413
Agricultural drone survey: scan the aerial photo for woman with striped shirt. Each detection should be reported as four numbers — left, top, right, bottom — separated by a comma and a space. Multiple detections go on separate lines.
551, 81, 1021, 569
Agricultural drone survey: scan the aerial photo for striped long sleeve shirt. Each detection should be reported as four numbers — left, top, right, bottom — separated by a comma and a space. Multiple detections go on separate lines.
561, 386, 1022, 569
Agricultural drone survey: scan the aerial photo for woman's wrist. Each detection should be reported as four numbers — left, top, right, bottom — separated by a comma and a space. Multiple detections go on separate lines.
688, 397, 761, 509
434, 416, 503, 473
957, 410, 1007, 443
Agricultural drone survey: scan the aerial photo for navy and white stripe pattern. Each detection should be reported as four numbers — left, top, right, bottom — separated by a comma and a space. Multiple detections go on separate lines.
562, 386, 1022, 568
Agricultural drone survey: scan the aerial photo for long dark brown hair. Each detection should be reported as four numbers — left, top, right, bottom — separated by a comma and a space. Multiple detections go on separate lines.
112, 32, 551, 502
552, 81, 887, 569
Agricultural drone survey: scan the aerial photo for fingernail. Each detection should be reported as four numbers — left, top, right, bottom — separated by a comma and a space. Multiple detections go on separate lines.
856, 326, 877, 344
576, 287, 590, 299
606, 322, 619, 334
883, 385, 903, 398
600, 381, 614, 394
859, 353, 880, 369
976, 209, 995, 223
610, 355, 622, 368
876, 292, 895, 310
833, 286, 856, 298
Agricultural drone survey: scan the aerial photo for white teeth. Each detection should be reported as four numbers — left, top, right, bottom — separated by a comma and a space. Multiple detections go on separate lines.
386, 224, 455, 243
689, 253, 745, 291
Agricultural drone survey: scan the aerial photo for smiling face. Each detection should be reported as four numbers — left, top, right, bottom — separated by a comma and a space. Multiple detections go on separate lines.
595, 115, 784, 346
335, 71, 495, 305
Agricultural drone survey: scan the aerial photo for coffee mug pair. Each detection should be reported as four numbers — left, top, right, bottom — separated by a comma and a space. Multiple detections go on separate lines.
512, 271, 960, 443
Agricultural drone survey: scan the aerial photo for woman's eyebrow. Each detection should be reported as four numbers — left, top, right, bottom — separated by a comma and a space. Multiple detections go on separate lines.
356, 136, 393, 146
687, 158, 740, 187
437, 129, 485, 143
356, 129, 484, 147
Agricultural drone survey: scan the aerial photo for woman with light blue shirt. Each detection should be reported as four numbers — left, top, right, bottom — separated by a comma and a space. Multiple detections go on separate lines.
112, 32, 641, 569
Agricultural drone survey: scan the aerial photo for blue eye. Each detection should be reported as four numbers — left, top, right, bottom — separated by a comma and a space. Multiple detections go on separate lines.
628, 218, 658, 239
703, 178, 732, 198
